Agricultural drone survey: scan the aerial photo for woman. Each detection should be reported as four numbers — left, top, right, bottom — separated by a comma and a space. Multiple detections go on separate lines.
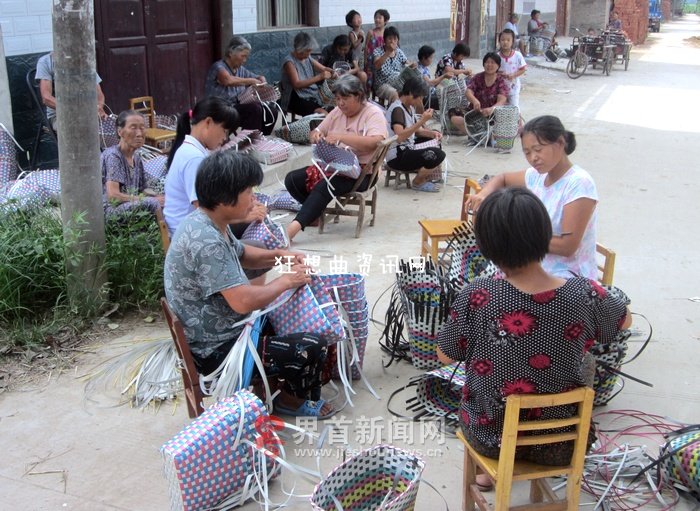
497, 29, 527, 107
372, 26, 413, 102
165, 151, 335, 419
204, 35, 277, 135
364, 8, 390, 92
101, 110, 164, 217
281, 32, 333, 117
386, 78, 445, 193
284, 75, 388, 241
320, 34, 368, 85
163, 96, 264, 237
435, 43, 473, 78
438, 187, 630, 482
465, 116, 599, 280
450, 52, 509, 135
417, 45, 452, 110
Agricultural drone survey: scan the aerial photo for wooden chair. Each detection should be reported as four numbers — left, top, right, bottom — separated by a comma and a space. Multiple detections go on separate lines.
155, 208, 170, 253
160, 298, 205, 418
129, 96, 176, 151
457, 387, 595, 511
383, 162, 412, 190
596, 242, 616, 286
318, 136, 395, 238
418, 177, 481, 262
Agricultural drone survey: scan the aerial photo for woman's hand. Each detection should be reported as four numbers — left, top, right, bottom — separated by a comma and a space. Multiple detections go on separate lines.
245, 202, 268, 223
481, 106, 494, 117
156, 195, 165, 207
464, 192, 485, 214
320, 70, 332, 80
310, 129, 323, 144
324, 132, 344, 145
471, 98, 482, 111
432, 131, 442, 141
279, 266, 313, 290
420, 108, 434, 124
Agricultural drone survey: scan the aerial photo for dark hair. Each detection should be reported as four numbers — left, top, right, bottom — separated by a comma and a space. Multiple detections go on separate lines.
482, 51, 501, 66
345, 9, 360, 27
374, 9, 390, 22
521, 115, 577, 155
531, 9, 540, 17
333, 34, 351, 50
418, 45, 435, 61
452, 43, 470, 58
400, 77, 429, 98
475, 187, 552, 269
384, 26, 400, 42
499, 29, 516, 42
167, 97, 240, 169
115, 109, 144, 132
195, 151, 263, 210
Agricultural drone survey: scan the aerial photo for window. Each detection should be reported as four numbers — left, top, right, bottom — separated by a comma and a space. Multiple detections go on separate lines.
257, 0, 304, 28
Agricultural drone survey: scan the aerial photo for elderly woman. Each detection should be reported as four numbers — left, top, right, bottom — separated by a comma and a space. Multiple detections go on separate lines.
372, 26, 415, 102
101, 110, 164, 217
284, 75, 388, 241
449, 52, 509, 135
438, 187, 631, 488
165, 150, 335, 419
281, 32, 333, 117
204, 35, 277, 134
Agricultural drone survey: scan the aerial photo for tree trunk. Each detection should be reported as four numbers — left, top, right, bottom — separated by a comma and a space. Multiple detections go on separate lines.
53, 1, 106, 311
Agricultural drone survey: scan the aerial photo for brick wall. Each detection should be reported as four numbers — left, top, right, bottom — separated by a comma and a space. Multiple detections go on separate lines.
0, 0, 52, 57
661, 0, 672, 20
614, 0, 648, 44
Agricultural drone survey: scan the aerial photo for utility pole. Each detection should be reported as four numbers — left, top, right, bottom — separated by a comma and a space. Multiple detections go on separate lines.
53, 1, 106, 310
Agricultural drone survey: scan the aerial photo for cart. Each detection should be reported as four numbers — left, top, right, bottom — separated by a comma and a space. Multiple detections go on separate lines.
566, 35, 615, 79
603, 30, 632, 70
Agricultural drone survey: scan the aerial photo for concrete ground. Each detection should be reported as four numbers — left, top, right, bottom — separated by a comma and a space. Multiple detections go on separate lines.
2, 16, 700, 511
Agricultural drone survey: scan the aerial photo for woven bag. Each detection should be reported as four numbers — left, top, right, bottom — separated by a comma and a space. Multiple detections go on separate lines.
0, 124, 19, 185
275, 114, 325, 144
238, 83, 281, 104
414, 362, 466, 423
161, 390, 278, 511
492, 105, 520, 151
267, 277, 345, 342
590, 329, 630, 406
317, 80, 335, 107
412, 138, 441, 150
659, 425, 700, 498
445, 222, 499, 292
241, 216, 289, 251
310, 445, 425, 511
268, 190, 301, 212
155, 114, 178, 131
0, 157, 18, 186
142, 154, 168, 186
388, 65, 422, 92
438, 77, 469, 113
312, 139, 362, 180
249, 136, 292, 165
221, 129, 258, 152
99, 114, 119, 149
464, 109, 491, 145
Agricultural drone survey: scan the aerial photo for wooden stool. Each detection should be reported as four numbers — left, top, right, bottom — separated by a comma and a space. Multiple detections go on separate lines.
145, 128, 175, 152
383, 164, 412, 190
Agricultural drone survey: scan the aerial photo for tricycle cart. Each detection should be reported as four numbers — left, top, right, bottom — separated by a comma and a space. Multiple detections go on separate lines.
603, 30, 632, 70
566, 34, 615, 79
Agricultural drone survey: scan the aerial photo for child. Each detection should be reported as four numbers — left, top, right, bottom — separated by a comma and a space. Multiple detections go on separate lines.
346, 10, 365, 69
417, 45, 451, 110
435, 43, 473, 78
497, 29, 527, 107
364, 9, 390, 92
320, 34, 368, 85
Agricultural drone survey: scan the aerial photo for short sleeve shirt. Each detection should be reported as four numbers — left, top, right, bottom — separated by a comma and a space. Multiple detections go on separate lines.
467, 72, 510, 109
372, 47, 407, 90
437, 277, 627, 449
525, 165, 598, 279
498, 50, 527, 95
163, 135, 208, 236
35, 53, 102, 120
320, 45, 353, 68
164, 209, 249, 360
435, 53, 465, 77
504, 21, 520, 38
385, 100, 416, 159
100, 145, 146, 205
204, 60, 257, 102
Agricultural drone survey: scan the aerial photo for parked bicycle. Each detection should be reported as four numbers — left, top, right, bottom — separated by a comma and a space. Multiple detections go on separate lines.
566, 28, 615, 79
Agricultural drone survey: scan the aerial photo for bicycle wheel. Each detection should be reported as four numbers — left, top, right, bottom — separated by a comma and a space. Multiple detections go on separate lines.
566, 50, 588, 79
603, 49, 613, 76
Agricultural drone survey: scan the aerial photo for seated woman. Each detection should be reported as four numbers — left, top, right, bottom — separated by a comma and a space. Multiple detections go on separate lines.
164, 151, 335, 419
435, 42, 473, 78
504, 13, 527, 54
320, 34, 368, 85
449, 52, 508, 136
528, 9, 555, 54
284, 75, 388, 241
204, 35, 278, 135
465, 116, 598, 280
101, 110, 164, 217
386, 78, 445, 193
416, 45, 452, 110
281, 32, 333, 117
438, 187, 631, 485
372, 26, 414, 103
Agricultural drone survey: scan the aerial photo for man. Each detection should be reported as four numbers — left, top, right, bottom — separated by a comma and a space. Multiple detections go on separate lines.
504, 13, 527, 54
35, 52, 107, 131
608, 11, 623, 31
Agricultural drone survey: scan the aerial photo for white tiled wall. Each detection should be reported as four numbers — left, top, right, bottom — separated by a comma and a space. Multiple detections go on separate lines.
0, 0, 52, 56
233, 0, 258, 34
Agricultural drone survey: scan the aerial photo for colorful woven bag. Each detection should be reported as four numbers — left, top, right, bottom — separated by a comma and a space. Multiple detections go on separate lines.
658, 425, 700, 498
161, 390, 278, 511
310, 445, 425, 511
445, 222, 499, 292
312, 139, 362, 180
275, 114, 325, 144
267, 276, 345, 342
241, 215, 289, 251
268, 190, 302, 212
249, 136, 293, 165
492, 105, 521, 151
414, 362, 466, 423
238, 83, 281, 104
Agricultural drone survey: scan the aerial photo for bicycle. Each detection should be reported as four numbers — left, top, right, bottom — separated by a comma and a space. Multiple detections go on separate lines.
566, 28, 614, 79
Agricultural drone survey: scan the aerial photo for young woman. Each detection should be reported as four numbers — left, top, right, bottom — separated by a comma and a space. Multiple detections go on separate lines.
364, 8, 390, 92
464, 115, 599, 280
438, 187, 630, 487
346, 10, 365, 69
320, 34, 368, 85
281, 32, 333, 116
385, 78, 445, 192
497, 29, 527, 107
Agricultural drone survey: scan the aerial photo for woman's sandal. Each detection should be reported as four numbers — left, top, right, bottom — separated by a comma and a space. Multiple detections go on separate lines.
274, 399, 336, 420
412, 181, 441, 193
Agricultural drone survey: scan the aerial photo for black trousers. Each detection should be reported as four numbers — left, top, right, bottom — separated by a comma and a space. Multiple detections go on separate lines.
285, 167, 371, 228
235, 101, 278, 136
288, 90, 323, 117
387, 146, 446, 172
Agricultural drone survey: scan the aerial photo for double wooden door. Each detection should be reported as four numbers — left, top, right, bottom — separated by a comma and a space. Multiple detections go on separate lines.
95, 0, 216, 115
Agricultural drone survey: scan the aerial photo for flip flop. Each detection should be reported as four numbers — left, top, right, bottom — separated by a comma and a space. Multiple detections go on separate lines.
274, 399, 336, 420
412, 181, 441, 193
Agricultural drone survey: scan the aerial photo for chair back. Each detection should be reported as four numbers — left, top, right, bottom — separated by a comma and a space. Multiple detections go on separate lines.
155, 208, 171, 253
595, 242, 616, 286
352, 136, 396, 193
160, 298, 205, 418
460, 178, 482, 222
129, 96, 156, 128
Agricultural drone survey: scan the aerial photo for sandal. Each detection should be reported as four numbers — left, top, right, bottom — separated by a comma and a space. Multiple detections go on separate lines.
274, 398, 336, 420
412, 181, 441, 193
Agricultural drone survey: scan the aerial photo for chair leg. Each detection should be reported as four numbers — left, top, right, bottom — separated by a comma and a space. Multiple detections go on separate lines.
355, 199, 365, 238
318, 212, 325, 234
463, 449, 477, 511
369, 190, 377, 227
530, 479, 544, 503
566, 472, 583, 508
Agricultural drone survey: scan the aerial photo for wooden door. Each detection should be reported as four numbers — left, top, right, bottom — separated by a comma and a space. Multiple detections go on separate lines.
556, 0, 568, 36
495, 0, 513, 35
95, 0, 215, 115
453, 0, 470, 43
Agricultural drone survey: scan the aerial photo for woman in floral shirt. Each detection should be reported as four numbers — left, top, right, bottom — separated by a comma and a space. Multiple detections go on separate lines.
438, 188, 630, 480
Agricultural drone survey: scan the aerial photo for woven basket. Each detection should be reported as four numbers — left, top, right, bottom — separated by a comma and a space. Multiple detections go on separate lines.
659, 426, 700, 498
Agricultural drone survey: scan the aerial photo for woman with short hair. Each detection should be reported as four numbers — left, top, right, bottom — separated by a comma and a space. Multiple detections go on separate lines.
281, 32, 333, 116
435, 42, 473, 78
319, 34, 368, 85
372, 26, 414, 102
